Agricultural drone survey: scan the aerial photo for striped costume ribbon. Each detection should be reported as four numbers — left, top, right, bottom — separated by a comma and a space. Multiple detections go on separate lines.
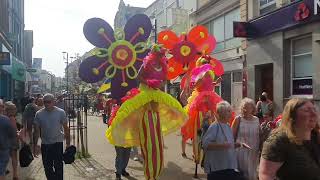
140, 110, 164, 180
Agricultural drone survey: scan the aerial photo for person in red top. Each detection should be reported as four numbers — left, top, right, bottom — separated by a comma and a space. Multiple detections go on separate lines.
102, 98, 113, 124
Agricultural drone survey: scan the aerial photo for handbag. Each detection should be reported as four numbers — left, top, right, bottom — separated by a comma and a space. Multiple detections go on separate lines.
19, 144, 34, 167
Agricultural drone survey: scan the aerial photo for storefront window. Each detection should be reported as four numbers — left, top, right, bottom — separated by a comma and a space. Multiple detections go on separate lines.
291, 36, 313, 95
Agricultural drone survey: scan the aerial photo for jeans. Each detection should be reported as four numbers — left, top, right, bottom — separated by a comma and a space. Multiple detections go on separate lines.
207, 169, 245, 180
115, 146, 131, 174
0, 149, 10, 176
41, 142, 64, 180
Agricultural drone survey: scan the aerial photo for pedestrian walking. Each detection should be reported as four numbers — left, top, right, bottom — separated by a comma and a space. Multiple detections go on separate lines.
115, 146, 131, 180
202, 101, 244, 180
33, 93, 70, 180
256, 93, 273, 123
232, 98, 260, 180
0, 99, 17, 180
4, 101, 19, 180
259, 98, 320, 180
21, 98, 38, 145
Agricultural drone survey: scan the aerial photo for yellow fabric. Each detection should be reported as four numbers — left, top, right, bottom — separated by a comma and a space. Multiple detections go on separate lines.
97, 83, 111, 93
106, 84, 188, 147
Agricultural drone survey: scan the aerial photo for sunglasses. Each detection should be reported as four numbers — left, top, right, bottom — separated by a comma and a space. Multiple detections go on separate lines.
44, 101, 52, 104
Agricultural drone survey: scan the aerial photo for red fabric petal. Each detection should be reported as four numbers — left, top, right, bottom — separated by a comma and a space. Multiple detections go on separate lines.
210, 58, 224, 76
167, 57, 183, 79
197, 35, 216, 55
158, 30, 179, 49
188, 25, 209, 47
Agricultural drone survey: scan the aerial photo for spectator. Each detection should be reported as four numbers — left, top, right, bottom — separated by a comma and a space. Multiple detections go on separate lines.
33, 93, 70, 180
36, 97, 44, 110
0, 99, 17, 180
4, 102, 19, 180
256, 93, 273, 123
115, 146, 131, 180
21, 98, 38, 145
21, 93, 30, 112
202, 101, 244, 180
232, 98, 260, 180
259, 98, 320, 180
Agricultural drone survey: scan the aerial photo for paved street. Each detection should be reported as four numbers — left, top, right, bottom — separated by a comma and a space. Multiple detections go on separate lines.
9, 115, 206, 180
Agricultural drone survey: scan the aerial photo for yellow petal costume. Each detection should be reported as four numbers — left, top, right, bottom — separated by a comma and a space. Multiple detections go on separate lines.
106, 46, 187, 180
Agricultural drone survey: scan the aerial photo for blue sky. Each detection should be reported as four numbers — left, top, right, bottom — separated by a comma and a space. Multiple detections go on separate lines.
25, 0, 154, 77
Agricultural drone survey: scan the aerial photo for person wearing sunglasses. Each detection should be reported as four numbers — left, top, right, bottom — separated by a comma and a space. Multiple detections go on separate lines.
33, 94, 70, 180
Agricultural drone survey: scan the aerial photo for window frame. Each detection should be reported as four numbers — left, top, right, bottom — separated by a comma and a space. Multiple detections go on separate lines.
259, 0, 276, 9
203, 7, 241, 53
290, 35, 313, 96
259, 0, 276, 15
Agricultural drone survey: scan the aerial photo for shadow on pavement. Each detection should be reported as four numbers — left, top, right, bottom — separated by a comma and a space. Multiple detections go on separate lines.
72, 157, 114, 179
161, 161, 206, 180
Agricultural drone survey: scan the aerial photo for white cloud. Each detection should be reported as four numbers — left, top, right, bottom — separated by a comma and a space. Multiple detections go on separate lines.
25, 0, 153, 77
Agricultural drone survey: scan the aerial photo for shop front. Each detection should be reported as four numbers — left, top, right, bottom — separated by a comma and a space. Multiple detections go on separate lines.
11, 57, 26, 99
0, 45, 12, 100
234, 0, 320, 114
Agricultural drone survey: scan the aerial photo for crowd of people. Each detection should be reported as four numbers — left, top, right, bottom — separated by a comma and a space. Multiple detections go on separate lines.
0, 93, 70, 180
0, 89, 320, 180
196, 93, 320, 180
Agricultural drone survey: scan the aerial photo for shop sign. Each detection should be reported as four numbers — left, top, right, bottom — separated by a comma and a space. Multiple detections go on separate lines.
292, 78, 312, 95
0, 52, 10, 65
234, 0, 320, 38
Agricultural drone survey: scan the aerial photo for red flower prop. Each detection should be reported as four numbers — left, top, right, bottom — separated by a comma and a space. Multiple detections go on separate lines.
158, 26, 216, 80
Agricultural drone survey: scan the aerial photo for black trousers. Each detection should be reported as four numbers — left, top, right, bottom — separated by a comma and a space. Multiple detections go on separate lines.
41, 142, 64, 180
207, 169, 245, 180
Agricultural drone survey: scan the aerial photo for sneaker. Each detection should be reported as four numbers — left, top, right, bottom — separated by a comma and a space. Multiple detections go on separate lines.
122, 170, 130, 177
116, 173, 122, 180
181, 152, 187, 158
133, 157, 139, 161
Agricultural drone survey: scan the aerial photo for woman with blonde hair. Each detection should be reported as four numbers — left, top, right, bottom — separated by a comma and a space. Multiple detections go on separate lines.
259, 98, 320, 180
232, 97, 260, 180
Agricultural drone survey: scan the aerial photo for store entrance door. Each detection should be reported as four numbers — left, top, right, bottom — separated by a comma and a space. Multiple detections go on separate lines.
255, 63, 273, 101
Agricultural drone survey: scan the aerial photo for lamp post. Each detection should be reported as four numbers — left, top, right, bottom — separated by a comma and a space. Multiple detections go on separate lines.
150, 14, 157, 43
62, 52, 69, 95
154, 18, 157, 43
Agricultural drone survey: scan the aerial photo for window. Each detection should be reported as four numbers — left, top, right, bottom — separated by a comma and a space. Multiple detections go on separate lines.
291, 36, 313, 95
203, 8, 241, 53
259, 0, 276, 15
232, 71, 242, 82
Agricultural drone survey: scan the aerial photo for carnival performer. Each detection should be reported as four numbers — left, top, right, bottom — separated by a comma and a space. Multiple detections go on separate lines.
180, 55, 233, 177
106, 45, 188, 180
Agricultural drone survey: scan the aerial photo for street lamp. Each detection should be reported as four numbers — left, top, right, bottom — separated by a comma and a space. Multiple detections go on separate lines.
62, 52, 69, 95
149, 14, 157, 43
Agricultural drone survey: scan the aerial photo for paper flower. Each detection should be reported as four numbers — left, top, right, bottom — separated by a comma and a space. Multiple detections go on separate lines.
158, 25, 216, 79
79, 14, 152, 99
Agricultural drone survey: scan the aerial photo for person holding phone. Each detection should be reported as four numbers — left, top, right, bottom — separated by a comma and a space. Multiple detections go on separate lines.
232, 98, 260, 180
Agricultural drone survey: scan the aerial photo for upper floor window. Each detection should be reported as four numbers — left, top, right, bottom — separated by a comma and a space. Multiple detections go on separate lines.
203, 8, 241, 53
259, 0, 276, 15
